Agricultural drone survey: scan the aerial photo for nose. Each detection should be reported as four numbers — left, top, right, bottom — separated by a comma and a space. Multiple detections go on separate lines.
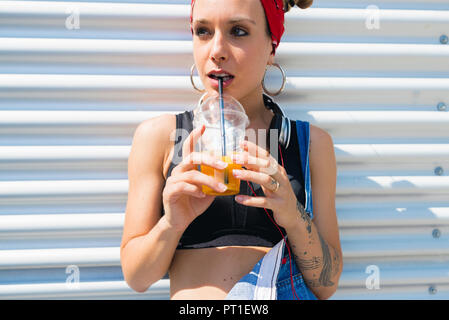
210, 29, 228, 63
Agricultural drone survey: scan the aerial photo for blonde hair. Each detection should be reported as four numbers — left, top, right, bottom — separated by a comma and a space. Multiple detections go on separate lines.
283, 0, 314, 12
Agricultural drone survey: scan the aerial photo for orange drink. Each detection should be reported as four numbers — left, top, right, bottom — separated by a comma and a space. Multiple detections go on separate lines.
193, 93, 250, 196
199, 153, 243, 196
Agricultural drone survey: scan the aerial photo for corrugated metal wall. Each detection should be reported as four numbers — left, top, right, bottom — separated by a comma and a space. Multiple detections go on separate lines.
0, 0, 448, 299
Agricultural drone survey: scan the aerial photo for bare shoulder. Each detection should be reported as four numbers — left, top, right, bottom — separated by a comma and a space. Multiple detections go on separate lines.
308, 123, 337, 221
134, 113, 175, 150
309, 124, 335, 160
309, 124, 333, 145
131, 113, 176, 179
121, 113, 176, 250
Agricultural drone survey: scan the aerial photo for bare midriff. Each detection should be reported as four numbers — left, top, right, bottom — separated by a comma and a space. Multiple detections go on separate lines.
168, 246, 271, 299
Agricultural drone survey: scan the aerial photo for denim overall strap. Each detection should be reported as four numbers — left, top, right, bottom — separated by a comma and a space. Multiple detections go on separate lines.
295, 120, 313, 219
274, 120, 317, 300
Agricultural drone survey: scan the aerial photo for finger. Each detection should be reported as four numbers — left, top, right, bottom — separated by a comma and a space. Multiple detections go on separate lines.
232, 151, 280, 177
180, 170, 228, 193
241, 140, 280, 176
173, 151, 228, 174
241, 139, 270, 159
182, 124, 205, 159
185, 151, 227, 167
259, 157, 281, 177
234, 194, 273, 209
230, 152, 270, 172
232, 168, 279, 193
169, 181, 208, 199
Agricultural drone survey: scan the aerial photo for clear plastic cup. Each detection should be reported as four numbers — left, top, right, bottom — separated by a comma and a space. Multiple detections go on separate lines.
193, 93, 250, 196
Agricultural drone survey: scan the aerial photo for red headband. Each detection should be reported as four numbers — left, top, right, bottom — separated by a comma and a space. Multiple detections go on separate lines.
189, 0, 285, 55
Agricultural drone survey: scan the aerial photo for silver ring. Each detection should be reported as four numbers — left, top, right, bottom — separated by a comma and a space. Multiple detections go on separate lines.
269, 176, 280, 192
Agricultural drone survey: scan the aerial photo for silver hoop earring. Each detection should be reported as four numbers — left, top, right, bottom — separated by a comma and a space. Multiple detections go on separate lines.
262, 63, 286, 97
190, 63, 206, 93
193, 92, 210, 118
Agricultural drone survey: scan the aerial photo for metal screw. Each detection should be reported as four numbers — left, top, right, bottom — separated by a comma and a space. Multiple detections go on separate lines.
434, 166, 444, 176
429, 286, 437, 295
432, 228, 441, 239
441, 35, 449, 44
437, 102, 447, 111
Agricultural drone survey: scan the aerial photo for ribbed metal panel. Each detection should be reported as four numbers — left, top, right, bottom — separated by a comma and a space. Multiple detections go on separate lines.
0, 0, 448, 299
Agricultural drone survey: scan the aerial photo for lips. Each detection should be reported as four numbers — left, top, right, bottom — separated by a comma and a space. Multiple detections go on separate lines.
207, 70, 235, 89
208, 75, 234, 89
207, 70, 235, 82
208, 74, 234, 81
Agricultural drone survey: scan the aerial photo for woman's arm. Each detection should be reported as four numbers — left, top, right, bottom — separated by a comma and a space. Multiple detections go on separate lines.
284, 125, 342, 300
121, 215, 184, 293
120, 115, 181, 293
231, 123, 342, 299
121, 115, 225, 293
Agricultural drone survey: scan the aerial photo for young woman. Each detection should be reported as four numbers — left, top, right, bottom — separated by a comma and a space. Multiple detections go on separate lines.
120, 0, 342, 300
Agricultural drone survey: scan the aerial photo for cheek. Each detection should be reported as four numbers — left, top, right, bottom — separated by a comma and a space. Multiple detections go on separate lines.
241, 55, 269, 83
247, 43, 270, 70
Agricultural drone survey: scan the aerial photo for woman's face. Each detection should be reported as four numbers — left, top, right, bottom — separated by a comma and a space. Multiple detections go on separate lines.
191, 0, 274, 101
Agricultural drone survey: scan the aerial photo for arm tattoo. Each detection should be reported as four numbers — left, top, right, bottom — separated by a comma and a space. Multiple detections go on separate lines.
291, 245, 322, 271
296, 255, 322, 271
292, 201, 341, 289
317, 232, 334, 287
331, 245, 341, 277
296, 200, 312, 234
302, 232, 336, 289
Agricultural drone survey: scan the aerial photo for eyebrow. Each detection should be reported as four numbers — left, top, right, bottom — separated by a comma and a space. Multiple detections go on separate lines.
194, 17, 257, 26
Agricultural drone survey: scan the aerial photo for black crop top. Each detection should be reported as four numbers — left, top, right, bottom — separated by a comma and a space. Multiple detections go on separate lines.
161, 97, 305, 249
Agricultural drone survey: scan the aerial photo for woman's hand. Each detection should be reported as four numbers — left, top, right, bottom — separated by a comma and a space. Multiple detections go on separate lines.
162, 124, 229, 232
231, 140, 300, 229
